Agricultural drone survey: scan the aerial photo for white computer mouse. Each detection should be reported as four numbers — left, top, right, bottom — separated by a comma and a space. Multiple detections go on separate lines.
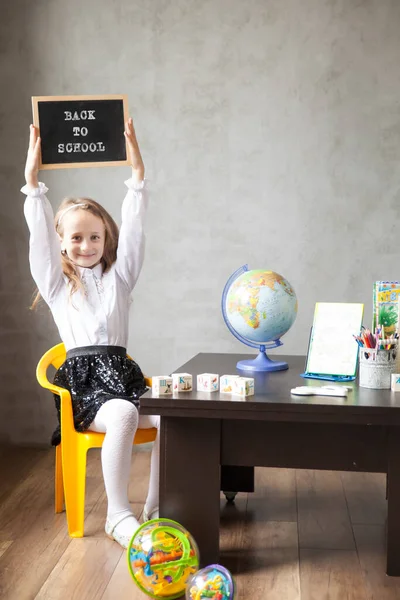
290, 385, 349, 397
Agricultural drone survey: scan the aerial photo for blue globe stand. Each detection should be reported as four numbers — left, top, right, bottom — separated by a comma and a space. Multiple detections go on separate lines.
237, 344, 288, 372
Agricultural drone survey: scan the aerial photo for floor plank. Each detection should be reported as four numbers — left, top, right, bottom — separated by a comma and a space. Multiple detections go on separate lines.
341, 472, 387, 525
300, 549, 368, 600
0, 450, 71, 600
220, 491, 248, 577
232, 467, 301, 600
0, 446, 46, 507
250, 467, 297, 523
353, 524, 400, 600
100, 552, 144, 600
35, 539, 122, 600
237, 521, 300, 599
297, 470, 355, 550
0, 447, 398, 599
0, 449, 107, 600
0, 541, 12, 559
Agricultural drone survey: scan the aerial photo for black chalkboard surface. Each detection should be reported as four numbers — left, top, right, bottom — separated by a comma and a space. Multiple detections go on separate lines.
32, 95, 129, 170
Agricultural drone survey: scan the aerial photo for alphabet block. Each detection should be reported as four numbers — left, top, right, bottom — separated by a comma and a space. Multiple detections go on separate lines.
197, 373, 219, 392
172, 373, 193, 392
152, 376, 173, 396
220, 375, 240, 393
233, 377, 255, 396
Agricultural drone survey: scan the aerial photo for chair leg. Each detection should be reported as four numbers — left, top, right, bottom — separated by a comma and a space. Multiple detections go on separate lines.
62, 440, 88, 538
55, 444, 64, 513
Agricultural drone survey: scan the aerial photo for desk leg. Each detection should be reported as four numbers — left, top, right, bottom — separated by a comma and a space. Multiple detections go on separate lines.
387, 429, 400, 576
159, 416, 220, 566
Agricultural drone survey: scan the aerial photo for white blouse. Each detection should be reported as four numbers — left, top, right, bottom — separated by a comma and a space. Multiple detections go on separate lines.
22, 178, 148, 352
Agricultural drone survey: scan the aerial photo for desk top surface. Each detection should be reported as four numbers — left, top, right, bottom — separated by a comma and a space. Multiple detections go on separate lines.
140, 353, 400, 422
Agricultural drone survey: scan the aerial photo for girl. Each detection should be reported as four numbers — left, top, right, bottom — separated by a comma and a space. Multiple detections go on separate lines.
22, 120, 159, 548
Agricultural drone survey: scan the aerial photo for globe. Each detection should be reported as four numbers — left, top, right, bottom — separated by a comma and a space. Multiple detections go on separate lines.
222, 265, 298, 371
186, 564, 235, 599
127, 518, 200, 599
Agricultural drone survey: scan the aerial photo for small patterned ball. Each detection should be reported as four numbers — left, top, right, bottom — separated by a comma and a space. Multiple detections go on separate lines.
185, 564, 235, 599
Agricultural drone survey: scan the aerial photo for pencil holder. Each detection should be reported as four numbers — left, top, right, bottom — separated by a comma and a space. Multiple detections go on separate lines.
359, 347, 397, 389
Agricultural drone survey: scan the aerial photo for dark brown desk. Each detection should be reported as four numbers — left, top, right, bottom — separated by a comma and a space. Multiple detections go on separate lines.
140, 353, 400, 576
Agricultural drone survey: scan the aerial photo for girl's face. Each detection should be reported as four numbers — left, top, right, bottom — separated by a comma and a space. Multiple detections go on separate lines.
60, 209, 106, 269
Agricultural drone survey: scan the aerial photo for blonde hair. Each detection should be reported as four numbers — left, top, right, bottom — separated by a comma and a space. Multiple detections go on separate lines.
31, 198, 119, 309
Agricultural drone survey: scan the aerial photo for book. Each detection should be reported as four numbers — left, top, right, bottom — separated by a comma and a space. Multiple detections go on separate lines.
372, 281, 400, 335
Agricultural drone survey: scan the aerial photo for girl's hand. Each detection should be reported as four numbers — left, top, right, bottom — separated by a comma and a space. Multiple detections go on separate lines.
24, 124, 41, 189
124, 117, 145, 182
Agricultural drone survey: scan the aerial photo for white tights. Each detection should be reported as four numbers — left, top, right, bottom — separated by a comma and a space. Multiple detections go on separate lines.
89, 399, 160, 526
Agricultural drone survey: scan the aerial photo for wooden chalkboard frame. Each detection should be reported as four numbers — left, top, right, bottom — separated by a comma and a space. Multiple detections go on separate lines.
32, 94, 130, 170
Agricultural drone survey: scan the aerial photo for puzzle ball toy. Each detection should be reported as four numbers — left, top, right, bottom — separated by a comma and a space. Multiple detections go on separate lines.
127, 518, 200, 599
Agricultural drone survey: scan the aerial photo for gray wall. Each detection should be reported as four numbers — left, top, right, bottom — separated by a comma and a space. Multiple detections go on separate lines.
1, 0, 400, 445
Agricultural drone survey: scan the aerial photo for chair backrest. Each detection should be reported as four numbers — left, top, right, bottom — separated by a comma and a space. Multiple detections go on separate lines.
36, 343, 67, 393
45, 343, 67, 370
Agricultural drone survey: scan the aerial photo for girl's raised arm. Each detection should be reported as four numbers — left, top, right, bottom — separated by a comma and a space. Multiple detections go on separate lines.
22, 125, 63, 305
116, 118, 149, 291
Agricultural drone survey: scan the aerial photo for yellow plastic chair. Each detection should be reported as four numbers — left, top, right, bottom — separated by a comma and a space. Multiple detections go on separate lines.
36, 342, 156, 538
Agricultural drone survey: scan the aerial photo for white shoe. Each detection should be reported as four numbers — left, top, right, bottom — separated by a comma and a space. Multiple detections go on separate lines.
143, 506, 159, 522
105, 514, 137, 549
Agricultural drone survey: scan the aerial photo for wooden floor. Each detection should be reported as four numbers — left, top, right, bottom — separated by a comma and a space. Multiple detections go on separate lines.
0, 447, 399, 600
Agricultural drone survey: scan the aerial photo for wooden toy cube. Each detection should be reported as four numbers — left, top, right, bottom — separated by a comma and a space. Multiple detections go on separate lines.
152, 376, 173, 395
220, 374, 240, 393
172, 373, 193, 392
233, 376, 255, 396
197, 373, 219, 392
391, 373, 400, 392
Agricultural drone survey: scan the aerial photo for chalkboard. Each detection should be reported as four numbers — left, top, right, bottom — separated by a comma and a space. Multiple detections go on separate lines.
32, 95, 129, 170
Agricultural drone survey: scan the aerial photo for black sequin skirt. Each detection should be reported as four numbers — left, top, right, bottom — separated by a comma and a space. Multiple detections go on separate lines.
51, 345, 147, 446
